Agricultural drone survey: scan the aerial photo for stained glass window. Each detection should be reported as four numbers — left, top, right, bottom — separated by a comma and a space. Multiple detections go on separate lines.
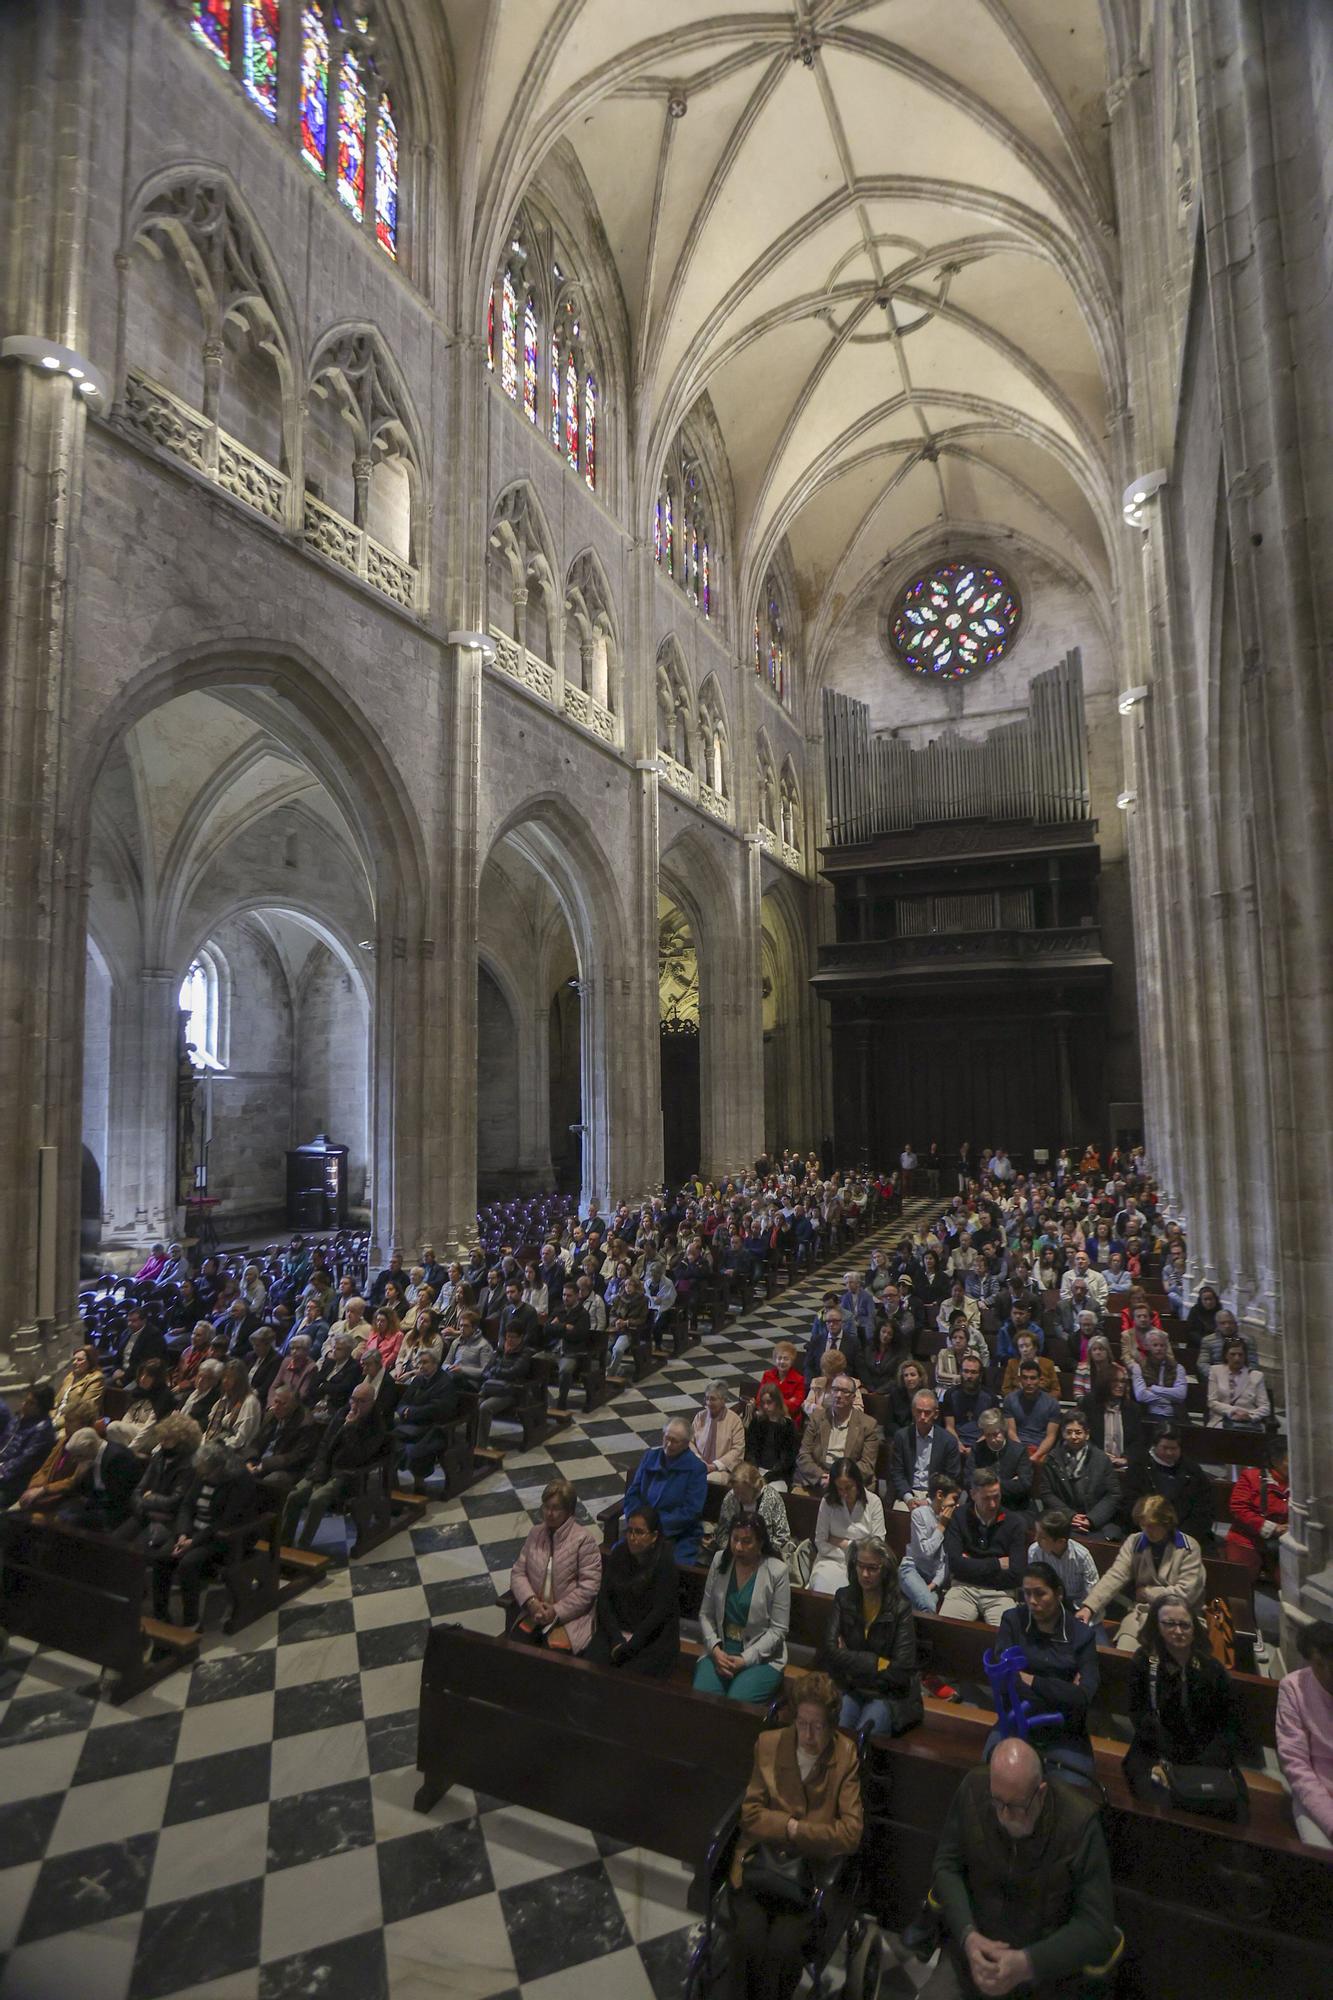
300, 5, 329, 175
583, 374, 597, 490
889, 558, 1020, 679
522, 296, 539, 422
654, 496, 663, 565
753, 615, 762, 673
500, 272, 518, 400
238, 2, 278, 117
701, 542, 711, 618
375, 92, 399, 254
663, 492, 674, 576
191, 0, 231, 65
550, 334, 561, 446
337, 47, 367, 219
564, 352, 579, 469
688, 524, 700, 605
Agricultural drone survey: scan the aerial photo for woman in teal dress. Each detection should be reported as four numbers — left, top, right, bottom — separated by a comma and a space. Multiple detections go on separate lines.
693, 1516, 791, 1701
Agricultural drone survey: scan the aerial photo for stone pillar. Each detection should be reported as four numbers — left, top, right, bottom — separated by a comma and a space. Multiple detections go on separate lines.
101, 972, 183, 1251
0, 2, 95, 1385
604, 762, 665, 1205
516, 1004, 555, 1184
1189, 0, 1333, 1618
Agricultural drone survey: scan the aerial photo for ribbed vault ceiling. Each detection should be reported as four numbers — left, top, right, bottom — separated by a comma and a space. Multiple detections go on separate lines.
449, 0, 1122, 679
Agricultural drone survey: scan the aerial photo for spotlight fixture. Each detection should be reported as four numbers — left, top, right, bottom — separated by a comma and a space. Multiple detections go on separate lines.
446, 630, 497, 665
1117, 684, 1150, 715
2, 335, 109, 411
1122, 468, 1167, 528
1116, 789, 1138, 810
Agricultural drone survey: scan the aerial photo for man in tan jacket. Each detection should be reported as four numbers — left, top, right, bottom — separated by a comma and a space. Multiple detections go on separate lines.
796, 1376, 882, 1491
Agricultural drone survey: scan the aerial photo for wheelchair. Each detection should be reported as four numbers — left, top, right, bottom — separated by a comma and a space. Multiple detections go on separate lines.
683, 1735, 888, 2000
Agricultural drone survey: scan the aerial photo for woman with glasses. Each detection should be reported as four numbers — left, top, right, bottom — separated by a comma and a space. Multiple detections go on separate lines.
1123, 1593, 1245, 1798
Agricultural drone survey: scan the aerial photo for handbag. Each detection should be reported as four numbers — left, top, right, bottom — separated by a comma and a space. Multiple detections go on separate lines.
1162, 1761, 1242, 1817
740, 1841, 815, 1910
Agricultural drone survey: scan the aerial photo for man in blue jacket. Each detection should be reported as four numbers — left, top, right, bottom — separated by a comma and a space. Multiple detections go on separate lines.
624, 1416, 707, 1564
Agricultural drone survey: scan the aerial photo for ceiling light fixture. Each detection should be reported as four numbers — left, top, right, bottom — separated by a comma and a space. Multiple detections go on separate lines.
1118, 684, 1149, 714
2, 335, 109, 411
447, 631, 497, 665
1116, 789, 1138, 810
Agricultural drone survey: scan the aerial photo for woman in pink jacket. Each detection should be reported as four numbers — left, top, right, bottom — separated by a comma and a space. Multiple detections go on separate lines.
509, 1477, 602, 1653
1276, 1620, 1333, 1848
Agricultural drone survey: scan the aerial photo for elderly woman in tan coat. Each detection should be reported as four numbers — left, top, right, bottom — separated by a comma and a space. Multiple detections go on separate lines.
727, 1670, 863, 1999
508, 1477, 602, 1653
1077, 1494, 1205, 1650
691, 1383, 746, 1487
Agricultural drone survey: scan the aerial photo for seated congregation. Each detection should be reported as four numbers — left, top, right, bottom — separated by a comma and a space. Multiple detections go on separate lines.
5, 1148, 1332, 1997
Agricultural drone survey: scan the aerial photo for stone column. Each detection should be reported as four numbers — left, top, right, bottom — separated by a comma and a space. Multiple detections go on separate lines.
101, 972, 183, 1252
1190, 0, 1333, 1618
0, 2, 95, 1385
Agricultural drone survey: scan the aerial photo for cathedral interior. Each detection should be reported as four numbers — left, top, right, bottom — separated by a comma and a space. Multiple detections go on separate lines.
0, 1, 1331, 1995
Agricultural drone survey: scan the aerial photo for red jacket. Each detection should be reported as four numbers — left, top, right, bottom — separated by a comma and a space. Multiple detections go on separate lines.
761, 1365, 806, 1425
1225, 1465, 1289, 1571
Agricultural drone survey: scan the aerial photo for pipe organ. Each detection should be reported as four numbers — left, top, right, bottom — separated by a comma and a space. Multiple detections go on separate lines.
823, 650, 1090, 846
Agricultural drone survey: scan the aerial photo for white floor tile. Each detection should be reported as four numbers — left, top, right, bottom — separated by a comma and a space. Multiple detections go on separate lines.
46, 1765, 173, 1856
382, 1896, 517, 2000
175, 1693, 276, 1762
146, 1802, 269, 1907
258, 1842, 382, 1962
478, 1802, 601, 1890
268, 1718, 369, 1800
0, 1908, 141, 2000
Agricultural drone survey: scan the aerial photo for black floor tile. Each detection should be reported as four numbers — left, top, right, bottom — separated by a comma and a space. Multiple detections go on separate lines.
498, 1858, 632, 1983
0, 1791, 63, 1868
72, 1712, 182, 1788
376, 1818, 494, 1924
18, 1832, 158, 1946
408, 1521, 476, 1555
129, 1877, 264, 2000
424, 1572, 501, 1617
259, 1926, 389, 2000
186, 1648, 278, 1705
639, 1922, 699, 2000
274, 1598, 356, 1646
267, 1776, 376, 1872
356, 1619, 429, 1671
364, 1708, 417, 1775
163, 1742, 273, 1827
350, 1557, 422, 1598
272, 1673, 364, 1739
0, 1688, 97, 1747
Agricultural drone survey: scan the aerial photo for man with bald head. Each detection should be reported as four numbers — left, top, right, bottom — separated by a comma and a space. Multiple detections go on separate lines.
919, 1737, 1118, 1996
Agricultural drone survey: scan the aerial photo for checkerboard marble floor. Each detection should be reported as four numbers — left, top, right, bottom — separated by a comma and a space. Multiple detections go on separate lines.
0, 1208, 941, 2000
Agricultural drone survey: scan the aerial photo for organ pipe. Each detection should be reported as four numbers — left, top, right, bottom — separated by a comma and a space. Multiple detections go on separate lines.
822, 649, 1090, 845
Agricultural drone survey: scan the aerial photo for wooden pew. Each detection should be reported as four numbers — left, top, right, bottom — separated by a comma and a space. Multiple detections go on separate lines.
860, 1705, 1332, 1994
0, 1514, 198, 1702
415, 1622, 762, 1908
1180, 1423, 1279, 1471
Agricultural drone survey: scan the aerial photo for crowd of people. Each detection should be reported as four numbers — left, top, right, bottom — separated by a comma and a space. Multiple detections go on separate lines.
3, 1141, 1329, 1998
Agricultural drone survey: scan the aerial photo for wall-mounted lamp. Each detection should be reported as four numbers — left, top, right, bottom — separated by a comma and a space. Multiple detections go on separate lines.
1116, 789, 1138, 810
1122, 469, 1167, 528
1117, 684, 1150, 715
2, 335, 109, 412
446, 630, 497, 665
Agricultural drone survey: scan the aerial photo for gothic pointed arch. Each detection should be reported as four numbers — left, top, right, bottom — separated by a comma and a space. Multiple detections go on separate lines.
753, 546, 800, 711
778, 756, 803, 856
696, 673, 732, 801
655, 637, 696, 774
563, 547, 621, 715
487, 481, 562, 661
124, 167, 297, 477
306, 324, 426, 567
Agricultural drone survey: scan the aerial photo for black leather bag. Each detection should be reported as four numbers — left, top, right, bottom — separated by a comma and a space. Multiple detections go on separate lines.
740, 1842, 814, 1909
1163, 1761, 1242, 1817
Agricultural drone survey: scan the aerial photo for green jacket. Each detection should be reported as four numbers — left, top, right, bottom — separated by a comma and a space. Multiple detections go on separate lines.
932, 1766, 1118, 1988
